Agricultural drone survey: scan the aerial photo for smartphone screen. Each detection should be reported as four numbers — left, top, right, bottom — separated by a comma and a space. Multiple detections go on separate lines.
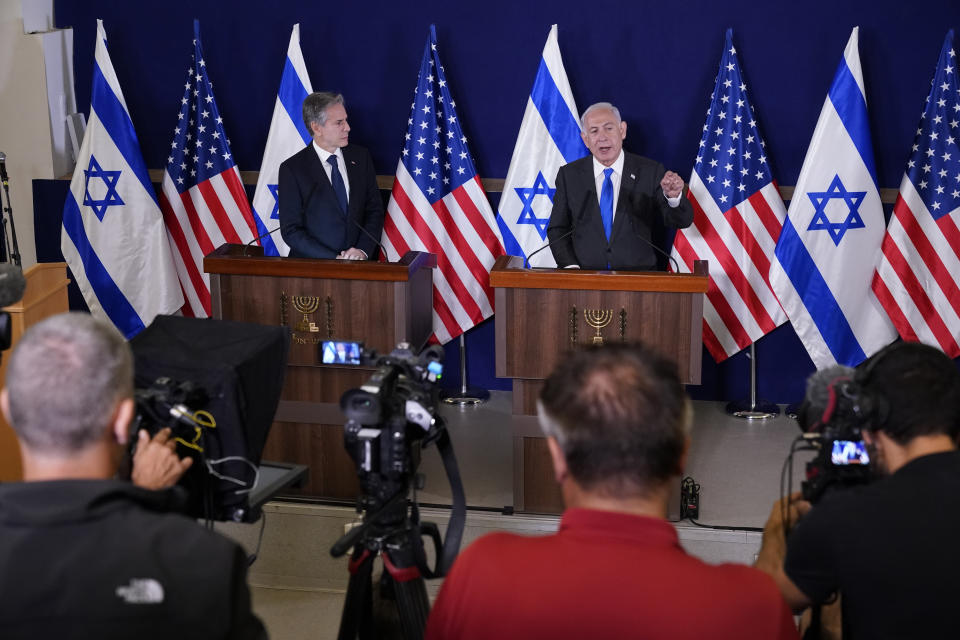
831, 440, 869, 465
321, 340, 363, 365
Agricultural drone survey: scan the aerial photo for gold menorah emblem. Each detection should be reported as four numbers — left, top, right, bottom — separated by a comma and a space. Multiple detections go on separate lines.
292, 295, 321, 333
584, 309, 613, 345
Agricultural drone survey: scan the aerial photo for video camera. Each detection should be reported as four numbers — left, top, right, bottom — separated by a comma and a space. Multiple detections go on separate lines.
794, 367, 876, 503
339, 342, 445, 516
330, 341, 465, 637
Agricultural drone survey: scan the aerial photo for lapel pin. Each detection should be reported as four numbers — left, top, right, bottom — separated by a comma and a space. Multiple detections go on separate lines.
630, 173, 636, 180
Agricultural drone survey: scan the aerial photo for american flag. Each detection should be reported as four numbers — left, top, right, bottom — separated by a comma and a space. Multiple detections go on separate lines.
381, 25, 504, 344
873, 30, 960, 358
671, 29, 787, 362
159, 20, 258, 317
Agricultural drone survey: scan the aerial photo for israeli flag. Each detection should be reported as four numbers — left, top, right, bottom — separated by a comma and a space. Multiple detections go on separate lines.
251, 24, 313, 256
769, 27, 896, 368
61, 19, 183, 338
497, 24, 588, 267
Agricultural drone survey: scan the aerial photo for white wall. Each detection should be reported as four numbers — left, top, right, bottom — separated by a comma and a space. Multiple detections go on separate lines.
0, 0, 57, 267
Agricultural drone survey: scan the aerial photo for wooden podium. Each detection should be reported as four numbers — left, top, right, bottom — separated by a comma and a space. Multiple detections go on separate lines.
490, 255, 709, 513
0, 263, 71, 482
203, 245, 435, 499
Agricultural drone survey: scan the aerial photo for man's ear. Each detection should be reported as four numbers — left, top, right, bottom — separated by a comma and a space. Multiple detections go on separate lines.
546, 436, 569, 485
0, 388, 10, 426
620, 120, 627, 140
111, 398, 136, 446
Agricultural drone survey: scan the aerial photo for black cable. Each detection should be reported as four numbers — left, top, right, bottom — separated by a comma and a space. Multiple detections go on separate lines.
247, 510, 267, 567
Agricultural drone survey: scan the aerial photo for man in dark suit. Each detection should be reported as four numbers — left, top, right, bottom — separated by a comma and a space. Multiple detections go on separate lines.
279, 92, 384, 259
547, 102, 693, 270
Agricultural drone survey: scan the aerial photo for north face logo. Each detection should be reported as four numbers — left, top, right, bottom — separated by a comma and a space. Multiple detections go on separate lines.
115, 578, 165, 604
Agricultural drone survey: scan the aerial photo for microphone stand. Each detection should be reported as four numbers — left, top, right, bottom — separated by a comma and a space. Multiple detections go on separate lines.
441, 334, 489, 406
0, 184, 8, 263
725, 342, 780, 419
1, 170, 21, 267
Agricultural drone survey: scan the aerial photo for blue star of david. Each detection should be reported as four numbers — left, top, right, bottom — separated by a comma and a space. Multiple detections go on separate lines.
82, 155, 124, 222
514, 171, 557, 240
268, 184, 280, 219
806, 174, 867, 246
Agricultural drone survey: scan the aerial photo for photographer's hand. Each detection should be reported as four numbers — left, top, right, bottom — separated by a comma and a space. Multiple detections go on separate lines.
131, 428, 194, 490
755, 492, 813, 613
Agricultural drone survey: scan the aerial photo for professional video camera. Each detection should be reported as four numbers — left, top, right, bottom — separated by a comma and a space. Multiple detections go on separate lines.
330, 341, 465, 640
792, 366, 876, 504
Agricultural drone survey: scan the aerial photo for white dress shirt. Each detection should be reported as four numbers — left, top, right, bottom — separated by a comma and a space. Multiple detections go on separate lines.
592, 151, 681, 216
312, 142, 350, 204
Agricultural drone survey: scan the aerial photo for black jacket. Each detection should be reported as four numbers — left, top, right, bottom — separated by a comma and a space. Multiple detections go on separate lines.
0, 479, 266, 640
546, 152, 693, 270
278, 143, 385, 259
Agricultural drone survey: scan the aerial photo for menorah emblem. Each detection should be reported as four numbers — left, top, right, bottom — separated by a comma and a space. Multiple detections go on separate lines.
292, 295, 321, 333
584, 309, 613, 345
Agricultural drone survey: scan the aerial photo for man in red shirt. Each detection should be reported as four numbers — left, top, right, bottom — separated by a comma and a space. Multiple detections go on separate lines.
426, 343, 798, 640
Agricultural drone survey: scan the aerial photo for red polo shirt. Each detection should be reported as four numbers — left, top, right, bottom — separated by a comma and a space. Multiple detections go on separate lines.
426, 508, 797, 640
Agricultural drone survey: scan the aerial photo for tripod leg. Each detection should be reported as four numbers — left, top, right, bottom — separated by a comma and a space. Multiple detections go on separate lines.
338, 549, 374, 640
382, 550, 430, 640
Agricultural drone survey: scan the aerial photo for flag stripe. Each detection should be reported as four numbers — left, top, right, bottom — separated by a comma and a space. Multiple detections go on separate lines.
158, 191, 209, 316
879, 227, 960, 354
431, 286, 460, 343
828, 59, 878, 188
90, 62, 157, 206
197, 179, 242, 244
749, 188, 783, 248
278, 56, 311, 143
530, 57, 587, 163
871, 271, 921, 343
391, 177, 484, 324
179, 187, 216, 256
893, 198, 960, 317
775, 216, 866, 364
62, 196, 144, 337
689, 192, 776, 334
220, 168, 259, 239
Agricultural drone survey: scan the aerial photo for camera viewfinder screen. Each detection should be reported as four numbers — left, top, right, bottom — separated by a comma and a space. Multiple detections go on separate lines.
321, 340, 362, 365
831, 440, 869, 466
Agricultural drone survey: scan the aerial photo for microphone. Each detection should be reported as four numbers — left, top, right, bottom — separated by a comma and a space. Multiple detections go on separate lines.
243, 225, 281, 256
0, 263, 26, 307
244, 181, 319, 256
628, 210, 681, 273
0, 152, 7, 187
346, 215, 384, 260
525, 219, 579, 268
795, 365, 855, 432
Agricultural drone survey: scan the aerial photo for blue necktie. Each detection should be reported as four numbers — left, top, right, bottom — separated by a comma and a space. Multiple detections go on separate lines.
327, 154, 348, 214
600, 167, 614, 241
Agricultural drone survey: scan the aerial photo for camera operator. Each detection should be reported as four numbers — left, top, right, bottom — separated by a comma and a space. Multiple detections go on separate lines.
0, 313, 266, 639
426, 343, 798, 640
756, 341, 960, 638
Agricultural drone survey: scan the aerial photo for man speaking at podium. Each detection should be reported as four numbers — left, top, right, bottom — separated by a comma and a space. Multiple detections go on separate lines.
279, 92, 384, 260
547, 102, 693, 270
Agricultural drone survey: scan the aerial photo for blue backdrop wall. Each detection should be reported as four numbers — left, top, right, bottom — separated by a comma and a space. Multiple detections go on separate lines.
46, 0, 960, 402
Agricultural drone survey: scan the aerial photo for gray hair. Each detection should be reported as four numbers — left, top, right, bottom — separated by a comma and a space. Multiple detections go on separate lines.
302, 92, 345, 133
5, 312, 133, 455
580, 102, 622, 130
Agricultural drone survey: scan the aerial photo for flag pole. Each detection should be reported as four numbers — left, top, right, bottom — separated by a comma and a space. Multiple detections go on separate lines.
725, 343, 779, 419
442, 334, 490, 406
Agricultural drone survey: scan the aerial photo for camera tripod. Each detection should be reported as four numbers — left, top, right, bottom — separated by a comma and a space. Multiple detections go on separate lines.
332, 490, 441, 640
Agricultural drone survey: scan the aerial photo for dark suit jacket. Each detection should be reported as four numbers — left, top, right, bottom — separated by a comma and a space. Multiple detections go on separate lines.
278, 143, 385, 259
546, 152, 693, 270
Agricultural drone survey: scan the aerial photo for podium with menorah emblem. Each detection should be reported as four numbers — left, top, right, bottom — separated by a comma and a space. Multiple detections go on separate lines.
490, 255, 709, 513
204, 244, 435, 499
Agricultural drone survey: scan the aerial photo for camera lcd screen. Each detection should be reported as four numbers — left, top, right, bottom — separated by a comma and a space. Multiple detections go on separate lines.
831, 440, 869, 466
321, 340, 362, 365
